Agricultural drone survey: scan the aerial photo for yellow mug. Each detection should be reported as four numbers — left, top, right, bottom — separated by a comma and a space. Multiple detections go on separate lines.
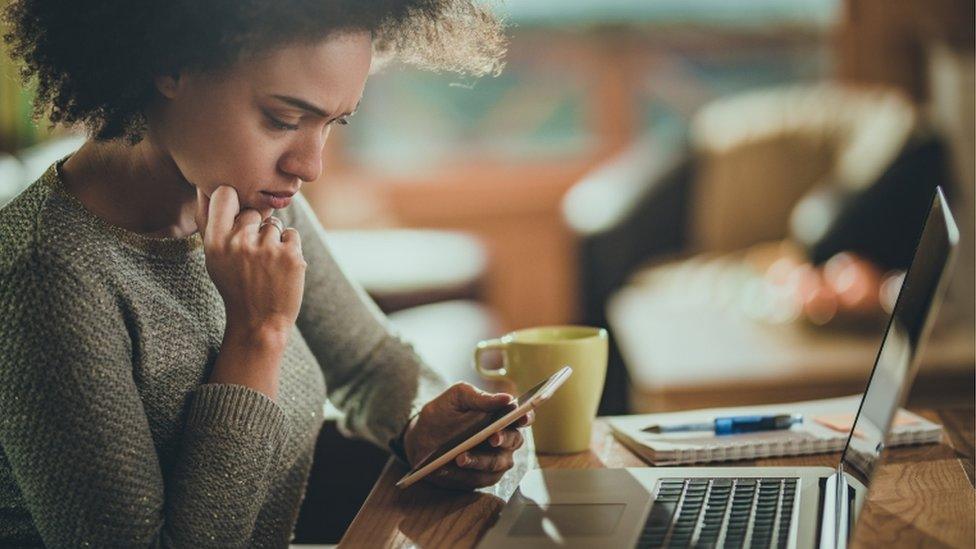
474, 326, 608, 454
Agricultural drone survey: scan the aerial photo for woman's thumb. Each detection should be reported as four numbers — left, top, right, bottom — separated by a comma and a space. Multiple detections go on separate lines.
453, 383, 514, 413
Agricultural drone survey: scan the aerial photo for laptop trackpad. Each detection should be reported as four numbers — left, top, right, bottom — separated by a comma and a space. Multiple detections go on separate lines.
509, 503, 626, 537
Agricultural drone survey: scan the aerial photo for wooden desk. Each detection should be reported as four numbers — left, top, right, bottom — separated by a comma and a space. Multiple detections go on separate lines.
341, 408, 974, 548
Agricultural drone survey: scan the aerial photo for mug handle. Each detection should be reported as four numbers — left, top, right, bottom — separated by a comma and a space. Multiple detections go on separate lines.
474, 338, 508, 380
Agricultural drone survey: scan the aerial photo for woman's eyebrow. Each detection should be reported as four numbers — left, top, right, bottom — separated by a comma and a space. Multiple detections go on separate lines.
271, 94, 330, 118
270, 95, 361, 119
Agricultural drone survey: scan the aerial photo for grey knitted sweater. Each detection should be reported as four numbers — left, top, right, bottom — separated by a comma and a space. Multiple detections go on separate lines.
0, 161, 445, 547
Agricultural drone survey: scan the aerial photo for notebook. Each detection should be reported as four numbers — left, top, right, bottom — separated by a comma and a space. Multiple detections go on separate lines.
606, 395, 943, 466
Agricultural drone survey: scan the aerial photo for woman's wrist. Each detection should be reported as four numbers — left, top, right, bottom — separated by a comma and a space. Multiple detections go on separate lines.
208, 322, 291, 400
223, 322, 291, 353
397, 414, 421, 465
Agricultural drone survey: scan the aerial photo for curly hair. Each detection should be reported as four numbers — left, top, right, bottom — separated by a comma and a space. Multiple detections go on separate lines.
2, 0, 507, 142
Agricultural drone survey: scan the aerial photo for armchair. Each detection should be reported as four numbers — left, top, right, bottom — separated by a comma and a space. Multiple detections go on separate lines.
563, 84, 961, 414
602, 84, 967, 413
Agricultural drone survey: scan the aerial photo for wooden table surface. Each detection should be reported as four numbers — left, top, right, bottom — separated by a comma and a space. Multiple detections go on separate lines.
340, 408, 975, 548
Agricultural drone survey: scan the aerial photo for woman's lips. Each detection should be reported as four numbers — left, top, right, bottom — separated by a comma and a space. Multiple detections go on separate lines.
260, 191, 294, 209
262, 190, 296, 198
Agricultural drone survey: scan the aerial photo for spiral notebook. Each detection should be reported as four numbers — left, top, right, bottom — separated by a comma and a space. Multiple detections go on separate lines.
607, 395, 943, 466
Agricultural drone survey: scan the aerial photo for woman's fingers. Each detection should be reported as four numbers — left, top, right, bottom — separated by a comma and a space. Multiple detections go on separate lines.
281, 227, 301, 247
515, 410, 535, 427
258, 215, 285, 245
206, 185, 241, 245
433, 465, 504, 490
456, 449, 514, 472
233, 209, 263, 241
456, 428, 523, 471
281, 228, 305, 266
486, 428, 523, 450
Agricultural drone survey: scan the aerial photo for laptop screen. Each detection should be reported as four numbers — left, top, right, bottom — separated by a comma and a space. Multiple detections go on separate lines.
839, 188, 958, 496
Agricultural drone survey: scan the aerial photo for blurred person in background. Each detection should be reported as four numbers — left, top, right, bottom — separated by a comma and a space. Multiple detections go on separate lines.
0, 1, 533, 546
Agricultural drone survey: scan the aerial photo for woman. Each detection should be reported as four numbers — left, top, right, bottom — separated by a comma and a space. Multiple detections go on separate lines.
0, 1, 530, 546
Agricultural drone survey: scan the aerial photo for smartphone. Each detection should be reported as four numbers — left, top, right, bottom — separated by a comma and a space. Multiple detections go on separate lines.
395, 366, 573, 489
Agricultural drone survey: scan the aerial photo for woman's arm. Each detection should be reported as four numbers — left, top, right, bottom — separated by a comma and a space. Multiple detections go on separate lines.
279, 195, 532, 490
0, 247, 287, 547
279, 194, 447, 449
196, 185, 307, 401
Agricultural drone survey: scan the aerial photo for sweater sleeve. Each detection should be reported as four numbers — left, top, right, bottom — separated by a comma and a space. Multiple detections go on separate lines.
281, 194, 447, 449
0, 246, 288, 548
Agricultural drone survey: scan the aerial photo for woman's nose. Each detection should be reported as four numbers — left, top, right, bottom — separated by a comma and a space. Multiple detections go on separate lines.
279, 135, 326, 182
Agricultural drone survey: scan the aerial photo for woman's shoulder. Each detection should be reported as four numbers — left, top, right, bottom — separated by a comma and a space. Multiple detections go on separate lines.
0, 166, 56, 272
0, 163, 115, 288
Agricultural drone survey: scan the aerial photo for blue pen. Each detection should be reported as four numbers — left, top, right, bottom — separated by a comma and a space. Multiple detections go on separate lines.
641, 413, 803, 435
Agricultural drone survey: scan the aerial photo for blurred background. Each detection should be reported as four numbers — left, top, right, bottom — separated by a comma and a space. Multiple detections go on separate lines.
1, 0, 973, 417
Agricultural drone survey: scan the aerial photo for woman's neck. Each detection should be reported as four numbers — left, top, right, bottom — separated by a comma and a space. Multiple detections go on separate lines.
61, 138, 200, 239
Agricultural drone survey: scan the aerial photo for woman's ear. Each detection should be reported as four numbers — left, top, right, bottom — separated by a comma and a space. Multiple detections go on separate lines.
154, 73, 183, 99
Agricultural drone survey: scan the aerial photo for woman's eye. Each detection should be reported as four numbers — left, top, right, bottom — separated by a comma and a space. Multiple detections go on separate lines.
265, 114, 299, 131
332, 117, 349, 127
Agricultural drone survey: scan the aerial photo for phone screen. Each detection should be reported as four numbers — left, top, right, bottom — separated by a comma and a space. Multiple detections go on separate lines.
405, 377, 552, 474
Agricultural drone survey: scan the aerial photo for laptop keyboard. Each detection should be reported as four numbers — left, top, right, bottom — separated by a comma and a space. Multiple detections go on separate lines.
636, 477, 799, 548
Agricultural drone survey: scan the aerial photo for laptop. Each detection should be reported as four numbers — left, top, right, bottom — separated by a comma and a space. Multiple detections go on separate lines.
479, 188, 959, 549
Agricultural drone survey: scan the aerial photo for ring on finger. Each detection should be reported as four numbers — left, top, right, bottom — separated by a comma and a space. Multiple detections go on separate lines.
259, 217, 284, 234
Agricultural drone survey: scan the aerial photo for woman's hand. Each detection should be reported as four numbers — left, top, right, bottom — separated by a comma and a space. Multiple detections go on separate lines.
194, 185, 307, 338
402, 383, 534, 490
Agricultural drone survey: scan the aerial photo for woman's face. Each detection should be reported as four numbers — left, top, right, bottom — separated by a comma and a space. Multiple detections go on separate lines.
151, 30, 372, 212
